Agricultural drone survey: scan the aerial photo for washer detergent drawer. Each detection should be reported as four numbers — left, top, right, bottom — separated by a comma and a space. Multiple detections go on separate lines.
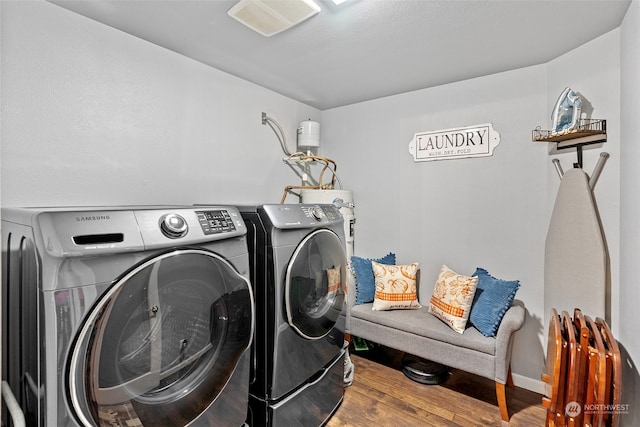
269, 349, 345, 426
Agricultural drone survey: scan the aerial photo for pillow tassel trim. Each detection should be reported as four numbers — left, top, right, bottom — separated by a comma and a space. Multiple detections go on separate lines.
468, 267, 520, 337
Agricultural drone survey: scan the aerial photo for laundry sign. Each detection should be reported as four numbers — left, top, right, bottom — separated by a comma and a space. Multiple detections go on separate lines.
408, 123, 501, 162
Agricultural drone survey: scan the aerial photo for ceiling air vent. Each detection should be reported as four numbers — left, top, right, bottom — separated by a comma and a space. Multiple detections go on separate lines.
228, 0, 321, 37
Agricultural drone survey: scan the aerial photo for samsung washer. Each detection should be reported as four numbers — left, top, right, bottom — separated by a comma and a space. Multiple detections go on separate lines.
238, 204, 346, 427
1, 206, 254, 426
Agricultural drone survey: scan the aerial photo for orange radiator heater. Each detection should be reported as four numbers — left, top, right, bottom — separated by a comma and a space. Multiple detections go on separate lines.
542, 308, 622, 427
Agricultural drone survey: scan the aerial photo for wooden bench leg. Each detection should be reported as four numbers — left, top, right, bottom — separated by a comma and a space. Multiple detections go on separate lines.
507, 366, 515, 389
496, 382, 509, 422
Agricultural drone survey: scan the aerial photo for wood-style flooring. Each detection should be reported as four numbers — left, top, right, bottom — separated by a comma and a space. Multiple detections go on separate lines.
327, 346, 546, 426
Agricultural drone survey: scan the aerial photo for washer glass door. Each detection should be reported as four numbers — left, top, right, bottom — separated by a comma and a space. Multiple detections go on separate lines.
285, 229, 346, 339
68, 249, 254, 426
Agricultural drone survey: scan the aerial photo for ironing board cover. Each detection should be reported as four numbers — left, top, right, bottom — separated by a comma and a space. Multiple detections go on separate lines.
544, 168, 607, 327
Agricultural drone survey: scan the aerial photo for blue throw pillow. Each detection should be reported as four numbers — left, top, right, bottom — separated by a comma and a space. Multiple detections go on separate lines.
351, 253, 396, 305
469, 268, 520, 337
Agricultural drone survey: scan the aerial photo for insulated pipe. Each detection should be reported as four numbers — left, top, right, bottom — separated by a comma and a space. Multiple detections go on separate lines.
589, 152, 610, 189
552, 158, 564, 180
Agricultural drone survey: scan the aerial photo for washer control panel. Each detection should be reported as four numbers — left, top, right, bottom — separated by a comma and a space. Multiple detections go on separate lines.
301, 205, 342, 222
196, 210, 237, 235
263, 204, 343, 229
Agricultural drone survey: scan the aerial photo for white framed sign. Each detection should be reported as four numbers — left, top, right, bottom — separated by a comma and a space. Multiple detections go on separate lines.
408, 123, 501, 162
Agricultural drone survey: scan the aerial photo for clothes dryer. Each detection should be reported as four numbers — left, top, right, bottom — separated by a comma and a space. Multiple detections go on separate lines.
239, 204, 346, 427
1, 206, 254, 427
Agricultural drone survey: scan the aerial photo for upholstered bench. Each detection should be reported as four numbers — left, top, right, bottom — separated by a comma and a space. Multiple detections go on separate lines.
345, 257, 526, 422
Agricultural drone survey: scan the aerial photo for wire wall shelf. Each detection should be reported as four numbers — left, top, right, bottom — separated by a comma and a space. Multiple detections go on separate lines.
532, 119, 607, 168
532, 119, 607, 149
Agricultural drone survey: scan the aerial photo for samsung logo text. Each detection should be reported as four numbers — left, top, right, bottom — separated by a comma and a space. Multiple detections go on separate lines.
76, 215, 111, 222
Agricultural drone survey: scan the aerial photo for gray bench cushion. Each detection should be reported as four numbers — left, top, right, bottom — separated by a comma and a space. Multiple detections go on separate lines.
350, 304, 496, 355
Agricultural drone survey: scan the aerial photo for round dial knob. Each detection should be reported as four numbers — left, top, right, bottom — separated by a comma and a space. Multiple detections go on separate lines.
160, 213, 188, 238
311, 206, 325, 221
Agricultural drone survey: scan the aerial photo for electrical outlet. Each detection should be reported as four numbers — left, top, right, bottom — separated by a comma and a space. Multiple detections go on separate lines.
261, 112, 267, 125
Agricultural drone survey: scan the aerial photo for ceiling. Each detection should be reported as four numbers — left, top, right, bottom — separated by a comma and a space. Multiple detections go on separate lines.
49, 0, 631, 110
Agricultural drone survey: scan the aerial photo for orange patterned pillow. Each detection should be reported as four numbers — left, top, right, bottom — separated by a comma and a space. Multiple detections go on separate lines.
428, 265, 478, 333
371, 261, 421, 311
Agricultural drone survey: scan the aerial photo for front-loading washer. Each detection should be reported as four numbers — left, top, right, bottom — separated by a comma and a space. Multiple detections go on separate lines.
238, 204, 346, 427
1, 206, 255, 426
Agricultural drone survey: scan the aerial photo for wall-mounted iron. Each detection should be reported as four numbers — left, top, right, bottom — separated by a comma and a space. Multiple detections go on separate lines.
551, 87, 583, 134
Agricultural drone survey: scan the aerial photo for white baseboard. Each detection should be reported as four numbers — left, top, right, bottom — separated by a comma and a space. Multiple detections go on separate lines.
512, 373, 545, 395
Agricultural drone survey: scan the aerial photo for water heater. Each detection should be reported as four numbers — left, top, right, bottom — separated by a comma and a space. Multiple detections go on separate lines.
300, 189, 355, 259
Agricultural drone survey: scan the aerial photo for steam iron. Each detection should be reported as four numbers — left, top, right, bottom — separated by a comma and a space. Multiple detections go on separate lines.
551, 87, 582, 134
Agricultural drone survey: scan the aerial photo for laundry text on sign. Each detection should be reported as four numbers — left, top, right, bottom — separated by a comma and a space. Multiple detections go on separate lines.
408, 123, 500, 162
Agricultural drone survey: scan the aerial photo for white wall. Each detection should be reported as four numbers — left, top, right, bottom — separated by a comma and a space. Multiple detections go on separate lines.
321, 66, 550, 390
321, 27, 624, 393
620, 0, 640, 424
1, 1, 319, 208
545, 29, 621, 331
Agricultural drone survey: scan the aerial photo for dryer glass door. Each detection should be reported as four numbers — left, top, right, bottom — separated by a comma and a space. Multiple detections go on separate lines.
285, 229, 346, 340
68, 249, 254, 426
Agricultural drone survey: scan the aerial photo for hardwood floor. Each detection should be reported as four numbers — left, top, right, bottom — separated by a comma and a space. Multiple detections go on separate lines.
327, 347, 546, 426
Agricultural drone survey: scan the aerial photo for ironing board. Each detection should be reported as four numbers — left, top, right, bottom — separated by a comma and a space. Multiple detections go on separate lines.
545, 167, 607, 327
